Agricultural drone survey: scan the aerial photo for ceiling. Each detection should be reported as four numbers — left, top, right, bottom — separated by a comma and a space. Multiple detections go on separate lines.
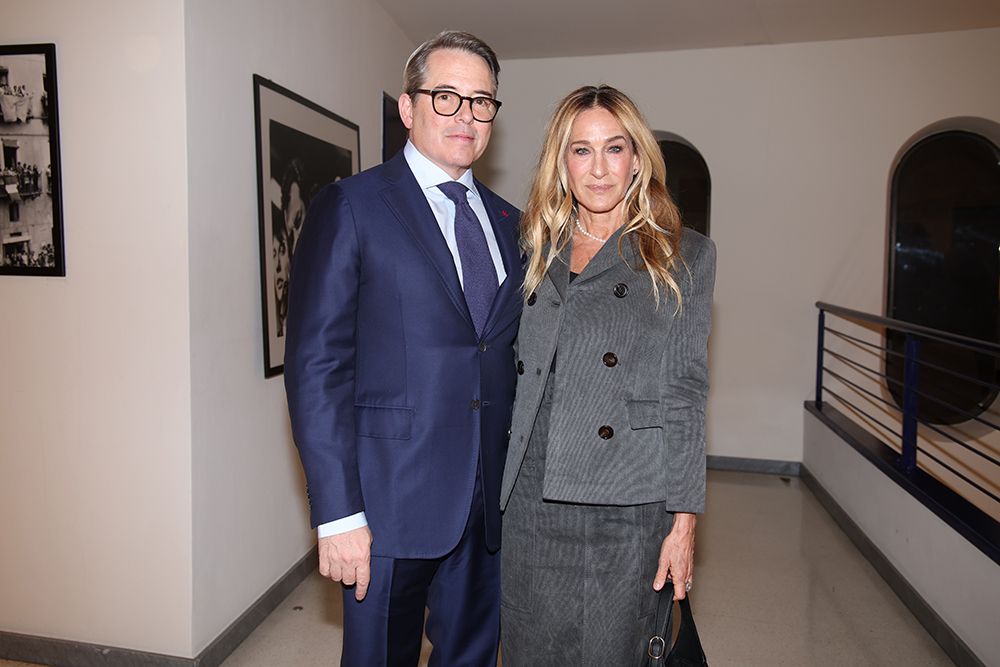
374, 0, 1000, 59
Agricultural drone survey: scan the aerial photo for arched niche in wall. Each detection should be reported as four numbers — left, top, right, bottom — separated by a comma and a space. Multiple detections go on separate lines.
653, 131, 710, 237
886, 117, 1000, 425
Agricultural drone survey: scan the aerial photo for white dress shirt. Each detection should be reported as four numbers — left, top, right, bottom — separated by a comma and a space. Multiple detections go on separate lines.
317, 140, 506, 539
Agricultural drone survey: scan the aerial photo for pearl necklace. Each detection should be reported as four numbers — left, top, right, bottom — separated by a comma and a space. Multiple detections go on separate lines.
574, 216, 607, 243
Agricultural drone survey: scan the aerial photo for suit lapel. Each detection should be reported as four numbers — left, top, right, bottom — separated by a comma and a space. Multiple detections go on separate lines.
379, 154, 473, 329
477, 181, 521, 338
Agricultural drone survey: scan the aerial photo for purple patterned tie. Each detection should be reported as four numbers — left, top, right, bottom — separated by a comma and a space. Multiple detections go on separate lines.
438, 181, 498, 336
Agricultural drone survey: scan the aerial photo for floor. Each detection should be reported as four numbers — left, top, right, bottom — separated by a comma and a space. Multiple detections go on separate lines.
1, 471, 955, 667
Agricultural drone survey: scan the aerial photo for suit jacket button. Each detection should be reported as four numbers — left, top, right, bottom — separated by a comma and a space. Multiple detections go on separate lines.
602, 352, 618, 367
613, 283, 629, 298
471, 399, 481, 410
527, 292, 537, 306
517, 360, 525, 374
479, 342, 488, 352
598, 425, 614, 439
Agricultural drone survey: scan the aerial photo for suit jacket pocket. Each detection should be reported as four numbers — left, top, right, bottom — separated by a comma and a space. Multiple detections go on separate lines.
354, 404, 413, 440
626, 399, 662, 430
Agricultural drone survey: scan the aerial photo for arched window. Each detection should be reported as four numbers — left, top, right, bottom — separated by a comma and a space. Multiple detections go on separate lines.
887, 126, 1000, 424
655, 132, 710, 237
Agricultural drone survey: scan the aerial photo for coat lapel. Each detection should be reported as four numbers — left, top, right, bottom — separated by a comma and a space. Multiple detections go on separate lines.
573, 224, 633, 285
546, 247, 570, 301
378, 154, 473, 329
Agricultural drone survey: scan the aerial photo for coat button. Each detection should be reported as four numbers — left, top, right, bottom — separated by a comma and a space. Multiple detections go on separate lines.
527, 292, 537, 306
598, 425, 614, 439
602, 352, 618, 367
517, 360, 525, 375
470, 399, 481, 410
613, 283, 629, 298
479, 342, 488, 352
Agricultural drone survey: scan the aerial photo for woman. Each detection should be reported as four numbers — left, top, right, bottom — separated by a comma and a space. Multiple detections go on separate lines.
499, 85, 716, 665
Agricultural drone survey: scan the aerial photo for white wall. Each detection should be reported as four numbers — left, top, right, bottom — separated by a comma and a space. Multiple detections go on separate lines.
804, 411, 1000, 665
488, 27, 1000, 464
0, 0, 193, 656
183, 0, 413, 652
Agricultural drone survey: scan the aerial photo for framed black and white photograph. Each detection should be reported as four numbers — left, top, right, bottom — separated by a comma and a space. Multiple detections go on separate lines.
0, 43, 64, 276
254, 75, 360, 377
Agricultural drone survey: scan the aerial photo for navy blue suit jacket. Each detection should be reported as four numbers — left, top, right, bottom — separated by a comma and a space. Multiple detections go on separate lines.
284, 152, 523, 558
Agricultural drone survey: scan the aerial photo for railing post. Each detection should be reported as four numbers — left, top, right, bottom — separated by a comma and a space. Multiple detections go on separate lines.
900, 333, 921, 474
815, 309, 825, 408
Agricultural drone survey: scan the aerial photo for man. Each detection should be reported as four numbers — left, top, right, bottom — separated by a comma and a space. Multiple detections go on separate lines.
284, 31, 522, 667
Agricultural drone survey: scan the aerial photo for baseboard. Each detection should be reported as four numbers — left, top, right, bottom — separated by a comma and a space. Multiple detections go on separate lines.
0, 546, 318, 667
706, 454, 801, 476
193, 545, 318, 666
800, 466, 986, 667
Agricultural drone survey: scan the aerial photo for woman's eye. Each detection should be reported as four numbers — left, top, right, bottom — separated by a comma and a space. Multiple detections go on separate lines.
608, 145, 623, 153
573, 147, 590, 155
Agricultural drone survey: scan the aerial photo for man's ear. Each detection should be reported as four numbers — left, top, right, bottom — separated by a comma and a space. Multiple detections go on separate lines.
399, 93, 414, 130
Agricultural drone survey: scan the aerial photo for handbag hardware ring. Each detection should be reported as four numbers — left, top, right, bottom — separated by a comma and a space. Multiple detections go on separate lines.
647, 635, 667, 660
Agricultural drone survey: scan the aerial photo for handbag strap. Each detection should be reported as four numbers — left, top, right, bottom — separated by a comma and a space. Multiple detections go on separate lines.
645, 582, 675, 663
668, 594, 708, 666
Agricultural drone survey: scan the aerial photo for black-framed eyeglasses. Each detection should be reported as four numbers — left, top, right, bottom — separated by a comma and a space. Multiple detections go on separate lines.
413, 89, 502, 123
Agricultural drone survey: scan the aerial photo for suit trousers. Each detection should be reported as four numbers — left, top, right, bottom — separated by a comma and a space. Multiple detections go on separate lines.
341, 470, 500, 667
500, 374, 673, 666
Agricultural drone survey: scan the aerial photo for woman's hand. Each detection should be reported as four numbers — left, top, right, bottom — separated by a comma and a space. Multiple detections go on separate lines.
653, 512, 697, 600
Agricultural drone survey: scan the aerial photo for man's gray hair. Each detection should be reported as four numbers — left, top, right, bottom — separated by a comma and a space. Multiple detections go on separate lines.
403, 30, 500, 96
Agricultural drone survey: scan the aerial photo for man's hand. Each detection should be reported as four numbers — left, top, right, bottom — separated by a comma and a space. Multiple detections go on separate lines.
318, 526, 373, 601
652, 512, 697, 600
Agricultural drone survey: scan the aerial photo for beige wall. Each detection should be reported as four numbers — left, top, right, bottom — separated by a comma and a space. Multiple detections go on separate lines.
804, 412, 1000, 665
0, 0, 193, 656
183, 0, 413, 652
488, 27, 1000, 463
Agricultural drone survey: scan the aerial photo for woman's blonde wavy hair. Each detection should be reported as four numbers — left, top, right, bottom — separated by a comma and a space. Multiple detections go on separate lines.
521, 85, 685, 307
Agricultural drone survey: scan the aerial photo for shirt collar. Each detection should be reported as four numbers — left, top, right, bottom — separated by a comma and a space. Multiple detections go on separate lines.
404, 140, 478, 198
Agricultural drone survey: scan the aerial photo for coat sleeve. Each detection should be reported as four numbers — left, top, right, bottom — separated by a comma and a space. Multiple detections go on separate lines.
661, 236, 717, 514
283, 184, 365, 528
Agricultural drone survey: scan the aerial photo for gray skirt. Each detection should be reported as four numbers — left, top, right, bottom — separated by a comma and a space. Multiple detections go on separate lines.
500, 375, 673, 667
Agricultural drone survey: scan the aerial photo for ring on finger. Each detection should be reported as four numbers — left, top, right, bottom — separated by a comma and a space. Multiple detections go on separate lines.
685, 580, 693, 592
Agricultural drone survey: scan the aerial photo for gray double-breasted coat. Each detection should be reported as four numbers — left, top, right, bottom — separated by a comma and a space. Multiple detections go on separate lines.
500, 226, 716, 514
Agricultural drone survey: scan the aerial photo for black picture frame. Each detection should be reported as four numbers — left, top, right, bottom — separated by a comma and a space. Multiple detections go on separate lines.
254, 75, 360, 377
0, 43, 64, 276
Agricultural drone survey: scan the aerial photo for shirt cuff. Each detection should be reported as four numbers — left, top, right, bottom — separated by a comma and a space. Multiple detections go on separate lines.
317, 512, 368, 538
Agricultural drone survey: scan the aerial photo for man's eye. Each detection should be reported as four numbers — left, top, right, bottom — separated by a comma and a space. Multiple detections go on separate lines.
436, 92, 454, 102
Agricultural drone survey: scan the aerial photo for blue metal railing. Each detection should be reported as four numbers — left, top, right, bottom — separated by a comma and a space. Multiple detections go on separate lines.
814, 302, 1000, 513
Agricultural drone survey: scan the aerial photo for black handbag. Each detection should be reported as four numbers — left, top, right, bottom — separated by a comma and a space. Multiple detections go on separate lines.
642, 584, 708, 666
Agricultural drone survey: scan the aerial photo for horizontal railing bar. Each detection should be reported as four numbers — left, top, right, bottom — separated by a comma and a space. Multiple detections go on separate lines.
825, 327, 892, 355
823, 366, 901, 411
907, 354, 1000, 393
918, 446, 1000, 506
919, 420, 1000, 469
825, 345, 1000, 425
827, 326, 1000, 389
912, 390, 1000, 433
818, 302, 1000, 355
824, 354, 1000, 454
823, 386, 904, 442
824, 348, 894, 382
